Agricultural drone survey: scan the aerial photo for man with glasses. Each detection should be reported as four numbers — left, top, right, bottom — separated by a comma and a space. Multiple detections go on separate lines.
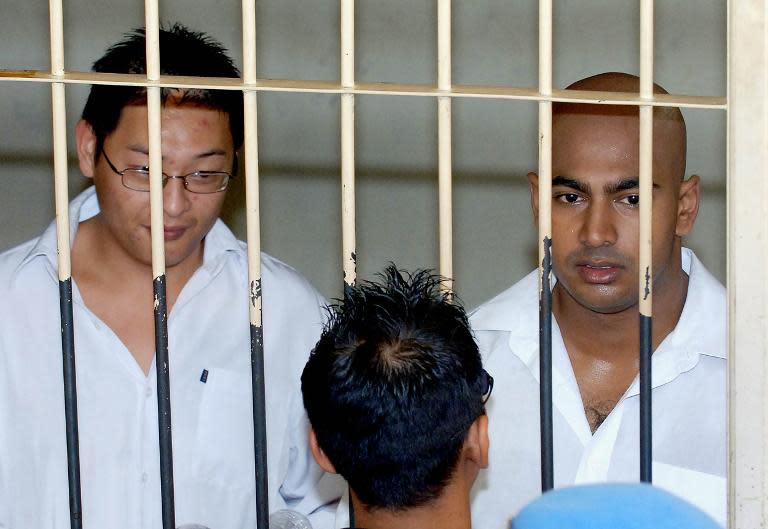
0, 25, 334, 528
302, 266, 491, 529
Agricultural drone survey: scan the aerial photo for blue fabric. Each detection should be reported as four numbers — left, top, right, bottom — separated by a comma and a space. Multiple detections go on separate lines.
510, 484, 721, 529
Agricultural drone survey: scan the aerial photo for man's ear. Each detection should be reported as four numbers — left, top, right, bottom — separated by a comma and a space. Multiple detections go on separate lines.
75, 119, 98, 179
309, 429, 338, 474
463, 414, 490, 470
676, 174, 700, 237
527, 172, 540, 224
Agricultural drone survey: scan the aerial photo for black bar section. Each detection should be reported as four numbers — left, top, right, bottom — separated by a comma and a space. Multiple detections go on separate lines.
153, 275, 176, 529
250, 314, 269, 529
59, 278, 83, 529
348, 490, 356, 528
639, 314, 652, 483
539, 236, 554, 492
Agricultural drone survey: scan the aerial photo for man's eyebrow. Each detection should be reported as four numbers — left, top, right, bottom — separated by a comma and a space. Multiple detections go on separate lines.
194, 149, 227, 159
552, 176, 589, 194
605, 178, 639, 194
125, 146, 228, 159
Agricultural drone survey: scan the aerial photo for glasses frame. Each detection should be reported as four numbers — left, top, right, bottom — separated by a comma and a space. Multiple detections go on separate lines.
101, 150, 233, 194
481, 369, 494, 404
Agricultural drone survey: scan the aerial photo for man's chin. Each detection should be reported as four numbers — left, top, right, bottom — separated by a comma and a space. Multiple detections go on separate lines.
555, 283, 638, 315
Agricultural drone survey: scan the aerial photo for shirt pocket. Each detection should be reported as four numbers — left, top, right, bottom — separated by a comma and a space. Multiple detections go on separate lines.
193, 368, 256, 492
653, 461, 726, 527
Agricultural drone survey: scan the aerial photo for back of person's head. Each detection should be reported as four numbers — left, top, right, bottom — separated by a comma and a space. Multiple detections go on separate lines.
81, 23, 244, 157
301, 265, 490, 511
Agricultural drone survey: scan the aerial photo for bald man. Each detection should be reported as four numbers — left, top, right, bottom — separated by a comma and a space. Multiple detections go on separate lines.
469, 73, 725, 527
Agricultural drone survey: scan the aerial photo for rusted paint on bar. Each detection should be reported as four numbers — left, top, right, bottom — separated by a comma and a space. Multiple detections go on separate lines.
144, 3, 175, 524
243, 62, 269, 525
153, 275, 176, 529
638, 0, 654, 485
539, 236, 554, 492
639, 314, 652, 483
60, 278, 82, 529
49, 1, 82, 524
250, 321, 268, 529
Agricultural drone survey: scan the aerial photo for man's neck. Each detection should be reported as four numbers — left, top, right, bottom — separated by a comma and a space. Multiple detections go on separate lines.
352, 481, 472, 529
552, 261, 689, 433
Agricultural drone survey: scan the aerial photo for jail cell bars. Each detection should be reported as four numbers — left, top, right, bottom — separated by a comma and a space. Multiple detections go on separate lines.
0, 0, 753, 527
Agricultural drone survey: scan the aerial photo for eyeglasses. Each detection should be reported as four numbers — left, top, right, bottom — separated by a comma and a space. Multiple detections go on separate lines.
102, 150, 233, 194
481, 369, 494, 404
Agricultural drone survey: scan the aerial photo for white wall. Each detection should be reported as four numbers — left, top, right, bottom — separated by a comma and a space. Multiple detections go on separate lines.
0, 0, 726, 307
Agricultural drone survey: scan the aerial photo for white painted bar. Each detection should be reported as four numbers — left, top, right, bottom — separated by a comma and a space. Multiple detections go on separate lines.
144, 2, 164, 280
438, 0, 452, 288
341, 0, 354, 89
728, 1, 768, 527
242, 0, 262, 327
638, 0, 653, 317
341, 95, 356, 286
341, 0, 356, 285
538, 0, 553, 276
0, 71, 729, 110
48, 0, 70, 280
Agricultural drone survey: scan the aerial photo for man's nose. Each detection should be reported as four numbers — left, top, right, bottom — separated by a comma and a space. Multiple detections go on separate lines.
163, 176, 192, 218
579, 201, 617, 247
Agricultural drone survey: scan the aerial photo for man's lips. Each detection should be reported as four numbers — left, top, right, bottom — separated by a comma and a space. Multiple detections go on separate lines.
576, 262, 623, 284
144, 225, 188, 241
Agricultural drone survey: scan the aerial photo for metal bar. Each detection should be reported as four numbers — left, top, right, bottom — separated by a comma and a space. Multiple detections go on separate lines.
341, 0, 356, 287
727, 1, 768, 527
638, 0, 654, 484
49, 0, 83, 525
0, 71, 729, 110
242, 1, 269, 527
144, 6, 176, 528
538, 0, 554, 493
438, 0, 452, 290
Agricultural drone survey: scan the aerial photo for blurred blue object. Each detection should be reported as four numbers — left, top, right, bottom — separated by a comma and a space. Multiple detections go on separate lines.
510, 483, 721, 529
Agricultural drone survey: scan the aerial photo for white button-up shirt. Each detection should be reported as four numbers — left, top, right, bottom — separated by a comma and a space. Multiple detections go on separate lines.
468, 248, 726, 528
0, 187, 338, 529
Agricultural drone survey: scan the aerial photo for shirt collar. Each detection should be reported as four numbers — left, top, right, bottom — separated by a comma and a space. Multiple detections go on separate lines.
470, 247, 725, 382
13, 185, 241, 279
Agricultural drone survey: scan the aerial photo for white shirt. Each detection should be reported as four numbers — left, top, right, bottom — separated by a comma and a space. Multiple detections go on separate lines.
0, 187, 339, 529
468, 248, 726, 527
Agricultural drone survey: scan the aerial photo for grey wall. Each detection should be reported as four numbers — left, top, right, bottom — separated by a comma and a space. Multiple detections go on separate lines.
0, 1, 726, 308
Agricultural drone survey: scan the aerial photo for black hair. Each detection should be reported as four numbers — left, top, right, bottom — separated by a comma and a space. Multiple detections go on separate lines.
301, 265, 486, 511
81, 23, 243, 157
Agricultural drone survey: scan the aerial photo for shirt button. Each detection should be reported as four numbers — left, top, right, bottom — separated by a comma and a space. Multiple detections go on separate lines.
145, 386, 153, 398
141, 472, 149, 483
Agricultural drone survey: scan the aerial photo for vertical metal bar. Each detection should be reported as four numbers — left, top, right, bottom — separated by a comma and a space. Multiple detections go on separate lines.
49, 1, 82, 525
728, 1, 768, 527
638, 0, 654, 485
341, 0, 356, 289
144, 6, 176, 528
341, 4, 356, 524
538, 0, 554, 493
242, 2, 269, 527
437, 0, 453, 292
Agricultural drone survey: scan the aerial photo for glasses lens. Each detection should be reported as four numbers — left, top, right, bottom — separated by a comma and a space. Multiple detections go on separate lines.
185, 172, 230, 194
122, 169, 151, 192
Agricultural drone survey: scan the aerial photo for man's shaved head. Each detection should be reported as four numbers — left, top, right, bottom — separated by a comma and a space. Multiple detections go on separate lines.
530, 71, 700, 316
554, 72, 687, 181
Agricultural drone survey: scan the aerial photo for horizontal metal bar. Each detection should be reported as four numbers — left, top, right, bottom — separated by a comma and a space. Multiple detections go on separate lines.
0, 70, 727, 109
